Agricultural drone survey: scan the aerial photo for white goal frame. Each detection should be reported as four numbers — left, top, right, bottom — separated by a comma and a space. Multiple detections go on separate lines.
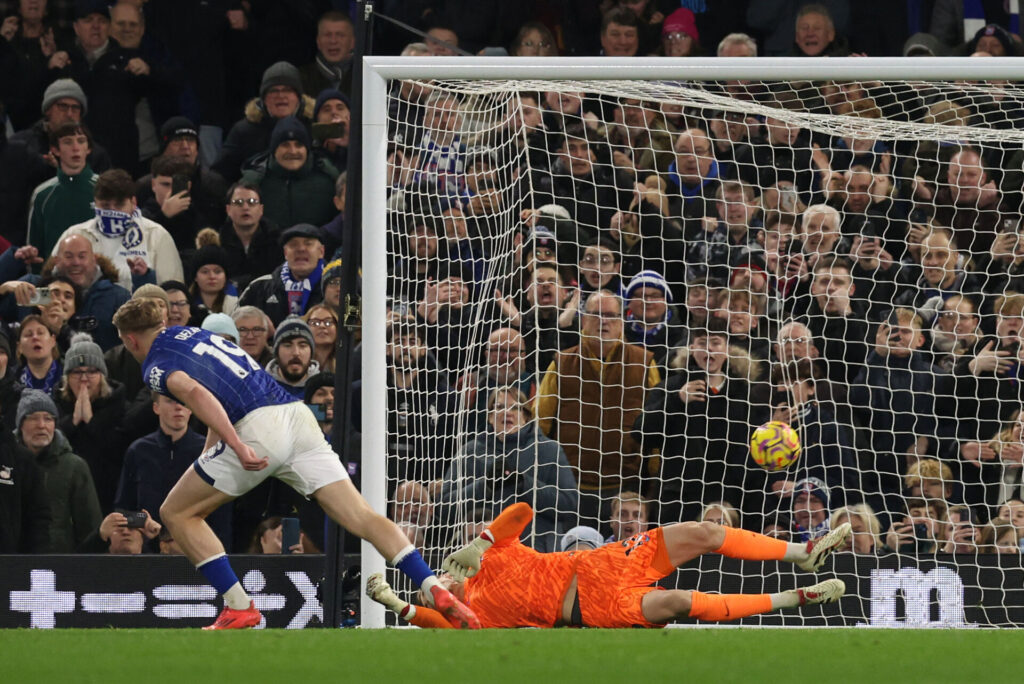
358, 56, 1024, 629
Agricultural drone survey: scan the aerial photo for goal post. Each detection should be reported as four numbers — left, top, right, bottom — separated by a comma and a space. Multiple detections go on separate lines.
360, 56, 1024, 629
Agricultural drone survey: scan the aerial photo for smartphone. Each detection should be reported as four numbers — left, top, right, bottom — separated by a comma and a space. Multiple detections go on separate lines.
281, 517, 300, 554
171, 173, 190, 196
28, 286, 51, 307
118, 510, 148, 529
312, 121, 345, 142
306, 403, 328, 421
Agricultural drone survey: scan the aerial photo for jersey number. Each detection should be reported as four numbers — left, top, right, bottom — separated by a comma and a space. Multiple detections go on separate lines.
193, 335, 261, 378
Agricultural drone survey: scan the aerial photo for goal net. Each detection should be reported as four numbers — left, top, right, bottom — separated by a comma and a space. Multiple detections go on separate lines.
360, 58, 1024, 628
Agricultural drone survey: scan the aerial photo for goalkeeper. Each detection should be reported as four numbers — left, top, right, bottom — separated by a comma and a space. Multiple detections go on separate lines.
367, 502, 850, 628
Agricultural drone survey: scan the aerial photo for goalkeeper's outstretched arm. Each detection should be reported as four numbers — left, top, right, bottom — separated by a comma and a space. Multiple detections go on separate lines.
442, 503, 534, 580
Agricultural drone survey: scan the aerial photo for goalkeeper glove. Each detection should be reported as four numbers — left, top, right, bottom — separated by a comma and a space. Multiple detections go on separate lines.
442, 536, 493, 581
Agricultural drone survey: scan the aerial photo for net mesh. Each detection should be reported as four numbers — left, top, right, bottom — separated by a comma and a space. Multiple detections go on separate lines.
377, 73, 1024, 626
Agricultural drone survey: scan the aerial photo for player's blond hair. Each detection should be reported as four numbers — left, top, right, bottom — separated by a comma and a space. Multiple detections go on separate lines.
113, 298, 165, 334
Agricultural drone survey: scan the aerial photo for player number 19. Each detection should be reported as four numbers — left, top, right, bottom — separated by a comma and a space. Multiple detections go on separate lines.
193, 336, 260, 378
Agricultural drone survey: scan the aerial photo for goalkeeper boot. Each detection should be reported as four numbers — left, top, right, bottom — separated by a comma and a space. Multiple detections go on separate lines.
796, 522, 852, 573
794, 578, 846, 607
429, 584, 482, 630
366, 572, 406, 612
203, 600, 262, 630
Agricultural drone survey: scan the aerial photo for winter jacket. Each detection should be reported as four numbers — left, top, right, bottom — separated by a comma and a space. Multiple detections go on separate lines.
241, 151, 339, 229
238, 262, 324, 325
0, 368, 25, 434
0, 433, 51, 553
213, 96, 316, 183
25, 429, 102, 552
218, 218, 282, 292
27, 165, 99, 257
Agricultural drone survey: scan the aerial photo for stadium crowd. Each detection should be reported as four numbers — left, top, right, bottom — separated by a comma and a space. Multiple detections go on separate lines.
2, 0, 1024, 564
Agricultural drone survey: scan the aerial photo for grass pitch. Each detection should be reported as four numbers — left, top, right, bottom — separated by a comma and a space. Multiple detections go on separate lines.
6, 628, 1020, 684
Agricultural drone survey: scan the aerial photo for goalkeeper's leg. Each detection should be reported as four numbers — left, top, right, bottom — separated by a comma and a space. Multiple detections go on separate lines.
366, 573, 453, 629
660, 521, 851, 572
642, 579, 846, 623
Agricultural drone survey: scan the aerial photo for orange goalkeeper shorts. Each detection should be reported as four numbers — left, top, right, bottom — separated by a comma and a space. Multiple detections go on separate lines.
574, 527, 676, 629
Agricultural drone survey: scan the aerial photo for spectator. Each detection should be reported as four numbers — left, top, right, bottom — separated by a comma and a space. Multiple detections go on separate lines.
903, 458, 956, 504
265, 316, 319, 400
606, 490, 650, 541
636, 316, 769, 525
231, 305, 273, 367
188, 242, 238, 321
791, 3, 849, 56
214, 61, 313, 184
312, 88, 350, 173
115, 392, 232, 548
663, 127, 721, 221
103, 283, 168, 406
78, 509, 162, 554
895, 229, 980, 311
16, 389, 101, 552
299, 11, 355, 97
391, 481, 433, 550
26, 121, 98, 258
139, 155, 207, 253
805, 257, 870, 383
717, 32, 758, 57
599, 6, 640, 57
241, 115, 339, 229
659, 8, 699, 57
941, 504, 978, 554
536, 289, 660, 526
440, 386, 578, 552
302, 303, 338, 373
321, 258, 342, 310
218, 182, 281, 292
239, 223, 326, 325
559, 525, 605, 551
160, 280, 190, 327
791, 477, 831, 542
923, 294, 981, 372
578, 239, 624, 299
882, 497, 947, 554
0, 398, 53, 553
606, 97, 676, 178
321, 174, 346, 255
964, 23, 1019, 57
53, 332, 128, 513
510, 21, 558, 57
15, 314, 62, 392
830, 503, 881, 554
303, 371, 335, 438
201, 312, 240, 345
246, 516, 306, 554
623, 269, 685, 373
460, 327, 535, 434
54, 169, 184, 291
978, 519, 1021, 554
747, 1, 850, 56
425, 25, 460, 56
0, 331, 24, 432
701, 501, 740, 527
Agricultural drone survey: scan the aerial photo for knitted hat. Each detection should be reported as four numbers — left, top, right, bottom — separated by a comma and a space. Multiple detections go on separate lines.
260, 61, 303, 99
793, 477, 830, 511
303, 371, 335, 403
662, 8, 699, 42
131, 283, 169, 307
160, 116, 199, 149
201, 313, 240, 341
159, 280, 189, 297
314, 88, 349, 120
42, 79, 87, 116
559, 525, 605, 551
322, 258, 343, 293
971, 23, 1014, 56
273, 316, 315, 355
16, 389, 59, 428
190, 244, 230, 281
64, 332, 107, 376
269, 115, 311, 153
626, 270, 673, 303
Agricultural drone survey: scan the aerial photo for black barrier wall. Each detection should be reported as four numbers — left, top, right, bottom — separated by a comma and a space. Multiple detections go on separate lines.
3, 553, 1023, 628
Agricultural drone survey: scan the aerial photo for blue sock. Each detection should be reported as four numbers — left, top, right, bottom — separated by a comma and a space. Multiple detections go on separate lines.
197, 554, 240, 595
393, 547, 434, 588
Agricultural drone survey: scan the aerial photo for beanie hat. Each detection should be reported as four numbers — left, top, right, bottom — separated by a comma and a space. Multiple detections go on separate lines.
42, 79, 88, 116
322, 258, 343, 293
626, 270, 673, 303
260, 61, 303, 99
972, 23, 1015, 56
269, 115, 311, 153
160, 116, 199, 150
793, 477, 830, 511
159, 280, 189, 297
64, 332, 107, 376
190, 244, 230, 281
201, 313, 240, 341
662, 8, 699, 43
304, 371, 335, 403
273, 316, 315, 355
16, 389, 59, 428
559, 525, 605, 551
131, 283, 170, 307
314, 88, 349, 120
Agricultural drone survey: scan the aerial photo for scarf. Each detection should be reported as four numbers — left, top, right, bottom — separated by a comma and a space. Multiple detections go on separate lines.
316, 53, 349, 87
20, 361, 61, 393
280, 259, 324, 315
626, 307, 672, 347
95, 206, 141, 238
667, 158, 720, 199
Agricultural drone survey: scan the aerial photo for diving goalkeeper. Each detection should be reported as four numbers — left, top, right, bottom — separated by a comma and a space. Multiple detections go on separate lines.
367, 503, 850, 628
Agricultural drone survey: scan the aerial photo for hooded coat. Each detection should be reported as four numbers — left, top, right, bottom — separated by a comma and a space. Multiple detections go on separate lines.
213, 95, 316, 183
25, 429, 102, 552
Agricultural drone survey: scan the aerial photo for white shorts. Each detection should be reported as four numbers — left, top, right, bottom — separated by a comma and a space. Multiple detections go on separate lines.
193, 402, 348, 497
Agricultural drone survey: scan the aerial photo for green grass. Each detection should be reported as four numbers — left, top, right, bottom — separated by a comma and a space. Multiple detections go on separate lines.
6, 628, 1022, 684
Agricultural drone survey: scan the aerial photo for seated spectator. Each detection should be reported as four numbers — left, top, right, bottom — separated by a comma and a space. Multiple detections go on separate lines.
115, 392, 232, 549
239, 223, 326, 325
391, 480, 433, 549
921, 293, 981, 372
245, 516, 306, 554
623, 269, 684, 373
659, 8, 699, 57
27, 122, 98, 258
302, 303, 338, 373
606, 490, 650, 541
77, 509, 162, 554
460, 327, 535, 434
303, 372, 335, 438
700, 500, 739, 527
299, 11, 355, 97
231, 305, 273, 367
16, 314, 62, 392
635, 316, 768, 525
942, 504, 979, 554
978, 520, 1021, 554
882, 497, 947, 554
54, 169, 184, 291
440, 386, 578, 552
16, 389, 101, 552
188, 240, 238, 321
830, 503, 881, 555
599, 6, 640, 57
219, 182, 282, 293
510, 21, 558, 57
54, 332, 128, 513
201, 312, 240, 345
805, 257, 869, 383
241, 116, 339, 229
265, 316, 319, 400
791, 477, 831, 542
214, 61, 313, 183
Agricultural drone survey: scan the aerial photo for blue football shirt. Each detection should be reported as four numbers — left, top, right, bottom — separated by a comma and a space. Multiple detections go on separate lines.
142, 326, 293, 424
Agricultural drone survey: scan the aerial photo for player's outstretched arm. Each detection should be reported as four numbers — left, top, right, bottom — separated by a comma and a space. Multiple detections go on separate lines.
442, 502, 533, 581
165, 371, 268, 471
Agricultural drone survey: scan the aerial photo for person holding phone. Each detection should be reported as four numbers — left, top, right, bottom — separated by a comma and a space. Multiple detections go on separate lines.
246, 516, 304, 554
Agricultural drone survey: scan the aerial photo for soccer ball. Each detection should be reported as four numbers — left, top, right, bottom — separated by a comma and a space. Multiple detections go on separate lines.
750, 421, 801, 471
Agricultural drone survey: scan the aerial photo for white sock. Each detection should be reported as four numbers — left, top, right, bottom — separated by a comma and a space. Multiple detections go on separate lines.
770, 591, 800, 610
420, 575, 441, 598
224, 582, 251, 610
782, 541, 809, 563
